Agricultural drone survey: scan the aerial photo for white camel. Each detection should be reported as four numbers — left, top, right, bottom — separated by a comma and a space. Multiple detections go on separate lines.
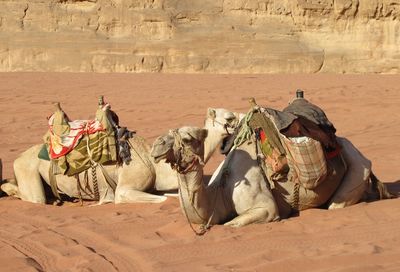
151, 126, 281, 227
151, 125, 391, 227
0, 108, 241, 205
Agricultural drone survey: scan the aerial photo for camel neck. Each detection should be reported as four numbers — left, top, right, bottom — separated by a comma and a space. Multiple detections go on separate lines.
178, 166, 218, 225
203, 128, 224, 164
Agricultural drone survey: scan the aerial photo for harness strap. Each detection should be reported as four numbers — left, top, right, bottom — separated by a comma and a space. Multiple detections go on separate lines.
98, 163, 117, 191
255, 138, 275, 190
75, 174, 84, 205
85, 132, 118, 193
49, 161, 61, 200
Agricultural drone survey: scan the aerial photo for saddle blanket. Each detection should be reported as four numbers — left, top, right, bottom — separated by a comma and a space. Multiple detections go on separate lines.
48, 115, 105, 159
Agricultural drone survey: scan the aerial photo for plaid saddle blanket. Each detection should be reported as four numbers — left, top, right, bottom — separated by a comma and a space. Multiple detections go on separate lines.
280, 135, 328, 189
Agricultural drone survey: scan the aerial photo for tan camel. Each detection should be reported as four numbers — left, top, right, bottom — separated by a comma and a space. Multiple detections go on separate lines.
0, 108, 242, 205
151, 125, 390, 227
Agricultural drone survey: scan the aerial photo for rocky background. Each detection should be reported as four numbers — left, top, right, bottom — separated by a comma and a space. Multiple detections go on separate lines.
0, 0, 399, 73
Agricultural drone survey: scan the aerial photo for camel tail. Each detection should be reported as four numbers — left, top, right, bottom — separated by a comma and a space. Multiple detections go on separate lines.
369, 171, 396, 200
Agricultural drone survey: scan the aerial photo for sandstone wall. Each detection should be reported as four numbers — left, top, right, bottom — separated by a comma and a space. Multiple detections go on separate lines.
0, 0, 399, 73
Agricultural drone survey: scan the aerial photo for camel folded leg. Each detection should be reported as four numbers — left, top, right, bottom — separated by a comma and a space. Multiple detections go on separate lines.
115, 188, 167, 204
224, 207, 280, 227
1, 181, 20, 198
12, 147, 46, 204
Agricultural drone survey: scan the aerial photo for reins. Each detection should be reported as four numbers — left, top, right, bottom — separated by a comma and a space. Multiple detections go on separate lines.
177, 173, 213, 236
170, 130, 218, 236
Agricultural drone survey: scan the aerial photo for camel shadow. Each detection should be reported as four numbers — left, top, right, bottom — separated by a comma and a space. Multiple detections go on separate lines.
203, 175, 213, 185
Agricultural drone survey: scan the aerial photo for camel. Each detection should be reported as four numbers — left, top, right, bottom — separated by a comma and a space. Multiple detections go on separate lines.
151, 126, 281, 227
151, 124, 391, 227
0, 108, 242, 205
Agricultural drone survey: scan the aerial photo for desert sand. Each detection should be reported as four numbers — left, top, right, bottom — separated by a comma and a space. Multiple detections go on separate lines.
0, 72, 399, 271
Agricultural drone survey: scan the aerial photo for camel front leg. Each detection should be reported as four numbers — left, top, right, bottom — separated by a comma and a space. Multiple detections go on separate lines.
115, 187, 167, 203
224, 206, 280, 227
12, 153, 46, 204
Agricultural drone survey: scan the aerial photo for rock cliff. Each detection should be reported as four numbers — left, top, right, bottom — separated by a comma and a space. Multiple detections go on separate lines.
0, 0, 399, 73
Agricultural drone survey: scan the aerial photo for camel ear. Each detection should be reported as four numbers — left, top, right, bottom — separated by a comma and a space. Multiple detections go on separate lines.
207, 108, 216, 119
187, 128, 208, 141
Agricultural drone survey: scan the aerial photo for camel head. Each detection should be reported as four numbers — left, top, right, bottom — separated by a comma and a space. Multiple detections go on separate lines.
203, 108, 244, 158
204, 108, 243, 137
151, 127, 208, 173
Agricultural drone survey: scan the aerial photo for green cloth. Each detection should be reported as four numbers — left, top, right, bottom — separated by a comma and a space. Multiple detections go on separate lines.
38, 144, 50, 161
63, 131, 116, 176
42, 130, 117, 177
249, 111, 286, 156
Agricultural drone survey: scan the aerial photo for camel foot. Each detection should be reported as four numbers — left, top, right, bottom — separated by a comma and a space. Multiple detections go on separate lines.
91, 198, 114, 206
88, 201, 112, 207
164, 193, 179, 198
224, 220, 245, 228
1, 183, 20, 198
115, 189, 167, 204
224, 207, 280, 227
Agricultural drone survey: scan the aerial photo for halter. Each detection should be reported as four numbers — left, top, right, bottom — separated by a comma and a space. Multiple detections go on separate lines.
169, 129, 203, 174
206, 113, 240, 136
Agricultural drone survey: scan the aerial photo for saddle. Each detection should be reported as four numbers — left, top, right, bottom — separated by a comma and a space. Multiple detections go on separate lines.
41, 98, 134, 177
223, 94, 342, 190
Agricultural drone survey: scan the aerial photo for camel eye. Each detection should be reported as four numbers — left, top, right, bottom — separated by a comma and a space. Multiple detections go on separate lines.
225, 117, 235, 124
182, 137, 191, 144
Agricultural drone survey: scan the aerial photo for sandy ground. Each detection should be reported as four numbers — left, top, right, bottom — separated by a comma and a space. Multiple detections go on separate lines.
0, 73, 399, 272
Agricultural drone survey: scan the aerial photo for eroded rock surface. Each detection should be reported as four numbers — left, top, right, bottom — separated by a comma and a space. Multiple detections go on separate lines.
0, 0, 399, 73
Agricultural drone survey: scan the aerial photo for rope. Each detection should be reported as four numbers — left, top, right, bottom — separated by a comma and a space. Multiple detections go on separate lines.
49, 161, 61, 200
91, 163, 100, 201
233, 109, 254, 148
171, 130, 219, 235
291, 182, 300, 214
177, 174, 208, 236
83, 170, 92, 194
127, 138, 155, 176
75, 174, 84, 206
84, 135, 101, 201
177, 172, 218, 236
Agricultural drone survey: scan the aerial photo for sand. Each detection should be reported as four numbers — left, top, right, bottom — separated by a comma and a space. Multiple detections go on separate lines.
0, 72, 399, 271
